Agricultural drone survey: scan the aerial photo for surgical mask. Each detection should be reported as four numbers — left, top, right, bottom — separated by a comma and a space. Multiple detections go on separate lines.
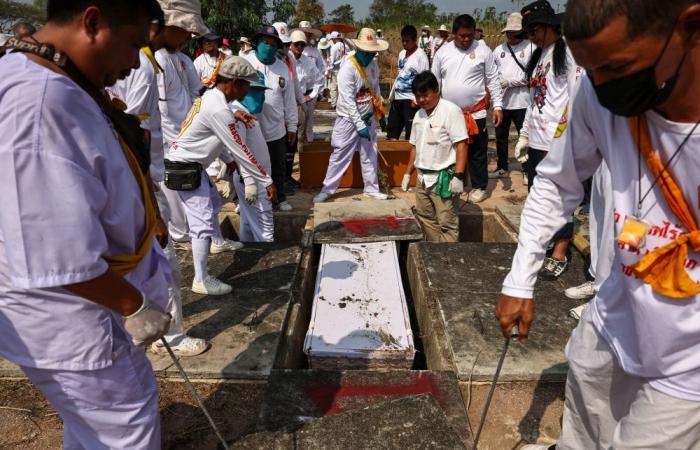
241, 88, 266, 114
422, 31, 428, 37
355, 50, 375, 67
255, 42, 278, 65
592, 29, 685, 117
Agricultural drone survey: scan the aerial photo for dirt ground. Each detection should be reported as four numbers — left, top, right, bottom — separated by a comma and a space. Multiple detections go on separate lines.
0, 379, 264, 450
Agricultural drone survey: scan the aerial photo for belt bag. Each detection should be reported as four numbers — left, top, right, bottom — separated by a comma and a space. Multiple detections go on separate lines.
164, 160, 202, 191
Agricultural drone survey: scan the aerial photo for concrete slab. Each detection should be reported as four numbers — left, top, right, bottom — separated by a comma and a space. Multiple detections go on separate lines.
408, 242, 588, 382
258, 369, 471, 446
150, 244, 302, 380
313, 198, 423, 243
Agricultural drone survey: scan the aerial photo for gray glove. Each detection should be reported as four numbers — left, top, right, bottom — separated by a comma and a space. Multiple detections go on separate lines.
123, 295, 171, 347
449, 177, 464, 195
401, 173, 411, 192
245, 183, 258, 205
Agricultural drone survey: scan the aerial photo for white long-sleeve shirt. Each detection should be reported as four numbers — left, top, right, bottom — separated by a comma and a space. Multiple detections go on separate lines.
243, 53, 298, 142
107, 50, 165, 182
304, 45, 326, 79
293, 53, 324, 100
229, 101, 272, 186
193, 52, 221, 83
284, 52, 305, 105
493, 40, 533, 110
502, 76, 700, 401
336, 58, 381, 132
167, 88, 272, 187
520, 43, 583, 151
329, 41, 346, 73
431, 40, 503, 120
156, 49, 198, 148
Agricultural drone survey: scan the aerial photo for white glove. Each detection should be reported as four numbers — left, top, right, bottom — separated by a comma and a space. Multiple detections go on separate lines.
499, 78, 509, 90
245, 183, 258, 205
123, 295, 171, 347
449, 177, 464, 195
221, 180, 233, 199
401, 173, 411, 192
216, 159, 227, 182
515, 136, 529, 163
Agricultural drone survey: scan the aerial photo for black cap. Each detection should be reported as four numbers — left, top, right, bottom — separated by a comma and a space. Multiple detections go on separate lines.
254, 25, 283, 48
521, 0, 564, 29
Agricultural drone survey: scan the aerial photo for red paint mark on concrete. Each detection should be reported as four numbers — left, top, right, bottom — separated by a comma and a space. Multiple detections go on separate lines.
305, 372, 445, 416
340, 216, 413, 236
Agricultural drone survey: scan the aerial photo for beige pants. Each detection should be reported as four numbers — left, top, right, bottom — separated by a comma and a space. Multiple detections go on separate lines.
329, 72, 339, 107
559, 306, 700, 449
414, 181, 458, 242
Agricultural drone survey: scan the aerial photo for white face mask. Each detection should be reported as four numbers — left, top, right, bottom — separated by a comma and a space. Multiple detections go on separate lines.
422, 31, 428, 37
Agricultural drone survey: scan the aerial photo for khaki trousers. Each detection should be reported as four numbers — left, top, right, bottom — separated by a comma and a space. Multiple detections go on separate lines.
414, 181, 459, 242
558, 306, 700, 449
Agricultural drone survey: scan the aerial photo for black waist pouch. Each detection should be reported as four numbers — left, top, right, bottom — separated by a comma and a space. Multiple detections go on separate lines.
164, 160, 202, 191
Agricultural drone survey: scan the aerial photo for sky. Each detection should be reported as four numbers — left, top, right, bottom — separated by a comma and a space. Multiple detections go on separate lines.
323, 0, 566, 20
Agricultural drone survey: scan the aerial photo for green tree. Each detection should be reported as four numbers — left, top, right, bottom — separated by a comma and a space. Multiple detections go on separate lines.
0, 0, 45, 34
295, 0, 324, 25
327, 4, 355, 24
270, 0, 296, 24
367, 0, 438, 28
199, 0, 266, 48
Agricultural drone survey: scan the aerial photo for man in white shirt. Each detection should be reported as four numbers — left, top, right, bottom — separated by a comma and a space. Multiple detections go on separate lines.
400, 72, 468, 242
431, 24, 450, 60
419, 25, 433, 61
220, 37, 233, 56
299, 20, 326, 141
327, 31, 346, 108
244, 25, 298, 212
238, 37, 253, 56
0, 2, 173, 447
290, 30, 324, 146
387, 25, 429, 141
491, 13, 533, 179
313, 28, 390, 203
193, 32, 224, 86
432, 14, 504, 204
499, 1, 700, 449
166, 57, 276, 295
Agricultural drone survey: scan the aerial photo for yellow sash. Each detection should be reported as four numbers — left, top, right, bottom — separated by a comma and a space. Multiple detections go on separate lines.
350, 56, 386, 120
202, 54, 225, 87
140, 46, 161, 74
629, 116, 700, 298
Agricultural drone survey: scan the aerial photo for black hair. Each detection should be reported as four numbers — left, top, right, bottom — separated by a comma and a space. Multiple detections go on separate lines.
452, 14, 476, 34
46, 0, 163, 26
401, 25, 418, 41
411, 70, 439, 94
525, 26, 568, 79
13, 22, 37, 37
564, 0, 692, 41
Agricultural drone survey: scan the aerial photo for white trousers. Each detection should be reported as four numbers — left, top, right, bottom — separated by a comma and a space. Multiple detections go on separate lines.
301, 99, 317, 143
232, 174, 274, 242
320, 117, 379, 195
177, 171, 222, 241
160, 181, 189, 242
22, 329, 160, 450
329, 72, 339, 107
589, 160, 614, 289
559, 307, 700, 449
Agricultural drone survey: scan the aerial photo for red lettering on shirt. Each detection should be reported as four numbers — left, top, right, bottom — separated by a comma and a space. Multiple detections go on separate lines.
227, 123, 268, 177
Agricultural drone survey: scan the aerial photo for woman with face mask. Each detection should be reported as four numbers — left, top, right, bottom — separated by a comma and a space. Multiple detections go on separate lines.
515, 0, 584, 279
228, 73, 275, 242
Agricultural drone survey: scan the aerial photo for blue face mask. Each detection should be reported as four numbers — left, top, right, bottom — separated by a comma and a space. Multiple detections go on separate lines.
355, 50, 376, 67
256, 42, 278, 65
241, 88, 266, 114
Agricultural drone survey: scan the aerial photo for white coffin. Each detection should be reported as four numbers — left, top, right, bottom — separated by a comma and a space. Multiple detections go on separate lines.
304, 241, 416, 370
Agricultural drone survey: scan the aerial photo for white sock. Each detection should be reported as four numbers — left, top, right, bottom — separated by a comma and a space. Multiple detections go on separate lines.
191, 238, 210, 282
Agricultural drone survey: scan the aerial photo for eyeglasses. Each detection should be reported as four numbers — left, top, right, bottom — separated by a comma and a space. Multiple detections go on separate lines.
292, 42, 307, 48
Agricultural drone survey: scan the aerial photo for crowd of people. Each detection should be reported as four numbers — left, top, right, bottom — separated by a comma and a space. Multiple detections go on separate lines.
1, 0, 700, 448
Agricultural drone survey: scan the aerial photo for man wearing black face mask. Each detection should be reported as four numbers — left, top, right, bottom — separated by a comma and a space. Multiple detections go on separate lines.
497, 1, 700, 449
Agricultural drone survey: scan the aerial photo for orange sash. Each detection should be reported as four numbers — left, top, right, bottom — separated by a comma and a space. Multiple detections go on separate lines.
629, 116, 700, 299
202, 54, 224, 87
463, 97, 488, 144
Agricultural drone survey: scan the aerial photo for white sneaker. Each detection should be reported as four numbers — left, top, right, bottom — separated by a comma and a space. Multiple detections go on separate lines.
151, 336, 209, 357
521, 445, 556, 450
468, 188, 487, 203
192, 276, 232, 295
235, 203, 240, 214
364, 192, 389, 200
488, 169, 508, 179
313, 192, 330, 203
210, 239, 244, 254
565, 280, 596, 299
278, 200, 293, 211
569, 303, 588, 320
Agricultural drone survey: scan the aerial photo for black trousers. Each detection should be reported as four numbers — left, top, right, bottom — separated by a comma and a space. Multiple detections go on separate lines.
528, 146, 574, 240
267, 137, 287, 203
466, 118, 488, 190
285, 137, 296, 180
387, 99, 419, 140
495, 108, 527, 171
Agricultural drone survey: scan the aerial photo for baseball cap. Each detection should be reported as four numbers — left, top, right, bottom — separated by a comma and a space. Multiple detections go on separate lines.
218, 56, 260, 82
272, 22, 291, 44
329, 31, 341, 39
290, 30, 307, 44
157, 0, 209, 36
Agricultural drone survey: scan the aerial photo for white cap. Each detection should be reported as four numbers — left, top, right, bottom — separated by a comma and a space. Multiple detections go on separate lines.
290, 29, 307, 44
502, 12, 523, 33
329, 31, 341, 39
272, 22, 291, 43
157, 0, 209, 35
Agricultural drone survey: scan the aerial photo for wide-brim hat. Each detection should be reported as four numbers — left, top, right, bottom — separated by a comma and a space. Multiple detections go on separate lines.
421, 25, 431, 30
158, 0, 209, 35
317, 37, 331, 50
290, 29, 307, 44
351, 28, 389, 52
254, 25, 283, 48
272, 22, 292, 44
438, 24, 448, 32
521, 0, 564, 29
219, 56, 260, 82
502, 12, 523, 33
298, 20, 322, 38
